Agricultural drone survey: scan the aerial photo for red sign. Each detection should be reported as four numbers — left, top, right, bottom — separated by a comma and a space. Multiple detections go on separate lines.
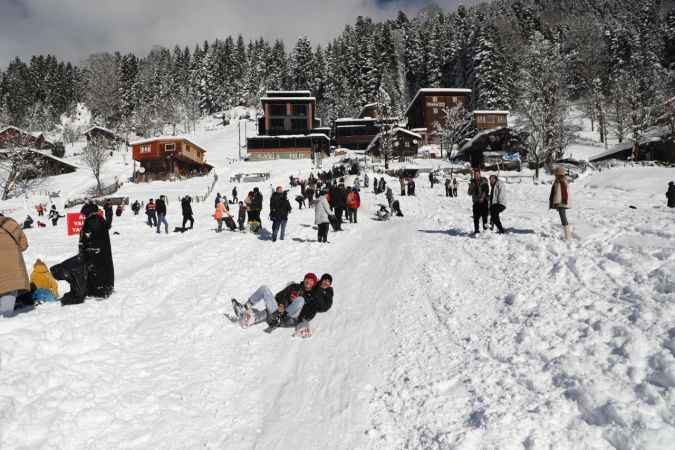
67, 213, 85, 236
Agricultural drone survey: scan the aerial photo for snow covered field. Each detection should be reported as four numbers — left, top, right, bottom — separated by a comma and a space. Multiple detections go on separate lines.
1, 121, 674, 449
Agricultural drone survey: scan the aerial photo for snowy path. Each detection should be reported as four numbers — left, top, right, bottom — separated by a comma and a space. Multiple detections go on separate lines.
1, 166, 675, 449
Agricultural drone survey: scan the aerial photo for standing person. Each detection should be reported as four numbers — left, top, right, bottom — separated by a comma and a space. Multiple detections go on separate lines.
115, 204, 123, 217
214, 200, 226, 232
79, 206, 114, 298
489, 175, 507, 234
468, 171, 490, 234
269, 186, 292, 242
444, 178, 451, 197
315, 190, 332, 243
237, 201, 246, 231
248, 187, 263, 233
181, 195, 194, 230
400, 177, 406, 196
155, 195, 169, 234
333, 183, 347, 226
549, 166, 572, 240
364, 172, 369, 188
131, 200, 141, 215
346, 186, 361, 223
103, 199, 113, 229
385, 186, 394, 209
0, 214, 29, 316
214, 193, 222, 209
452, 178, 458, 197
49, 205, 63, 226
232, 187, 238, 204
145, 199, 157, 227
36, 203, 45, 217
379, 177, 386, 195
407, 178, 416, 196
429, 172, 435, 189
666, 181, 675, 208
80, 199, 98, 217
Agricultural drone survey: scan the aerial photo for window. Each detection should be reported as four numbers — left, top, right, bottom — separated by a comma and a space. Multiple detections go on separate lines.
270, 118, 285, 130
270, 104, 286, 116
164, 143, 175, 152
404, 141, 410, 147
291, 119, 306, 130
292, 104, 307, 116
140, 144, 151, 154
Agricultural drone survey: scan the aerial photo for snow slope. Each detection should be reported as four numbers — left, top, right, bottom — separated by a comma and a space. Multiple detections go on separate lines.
1, 119, 674, 449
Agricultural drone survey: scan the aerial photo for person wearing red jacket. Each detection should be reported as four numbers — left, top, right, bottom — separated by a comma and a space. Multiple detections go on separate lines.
346, 187, 361, 223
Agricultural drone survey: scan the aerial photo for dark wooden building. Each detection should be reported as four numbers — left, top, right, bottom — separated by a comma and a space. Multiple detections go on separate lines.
334, 118, 380, 150
249, 90, 328, 160
0, 126, 54, 150
405, 88, 472, 144
131, 136, 212, 182
366, 128, 422, 159
473, 111, 509, 130
84, 126, 127, 148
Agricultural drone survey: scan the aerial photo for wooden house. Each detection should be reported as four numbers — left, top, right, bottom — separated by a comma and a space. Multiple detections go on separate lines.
84, 126, 127, 149
130, 136, 212, 182
258, 90, 318, 136
405, 88, 472, 144
474, 111, 509, 130
0, 126, 54, 150
247, 134, 330, 161
0, 147, 78, 178
334, 118, 380, 150
366, 128, 422, 159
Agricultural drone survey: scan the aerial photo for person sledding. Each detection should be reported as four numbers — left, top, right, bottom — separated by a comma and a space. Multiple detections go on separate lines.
232, 273, 318, 330
294, 274, 333, 337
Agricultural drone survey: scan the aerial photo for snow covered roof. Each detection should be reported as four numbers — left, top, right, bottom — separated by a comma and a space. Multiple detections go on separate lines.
0, 126, 54, 144
248, 133, 329, 140
28, 148, 81, 170
129, 136, 207, 152
404, 88, 473, 116
0, 125, 25, 134
265, 90, 312, 95
84, 125, 121, 137
260, 97, 316, 102
366, 128, 422, 152
473, 110, 510, 115
335, 118, 378, 123
458, 126, 507, 154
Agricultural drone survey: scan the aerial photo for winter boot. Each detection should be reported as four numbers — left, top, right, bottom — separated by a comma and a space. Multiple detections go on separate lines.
266, 311, 283, 328
564, 225, 572, 241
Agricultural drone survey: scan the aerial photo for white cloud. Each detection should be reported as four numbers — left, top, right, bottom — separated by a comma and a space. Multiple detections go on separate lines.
0, 0, 475, 66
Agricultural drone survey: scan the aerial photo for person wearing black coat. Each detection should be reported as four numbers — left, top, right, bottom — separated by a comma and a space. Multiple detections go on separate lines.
232, 187, 238, 203
155, 195, 168, 234
131, 200, 141, 215
298, 274, 334, 323
269, 187, 292, 242
181, 196, 194, 229
667, 181, 675, 208
103, 200, 113, 229
332, 184, 347, 225
79, 209, 114, 298
80, 199, 99, 217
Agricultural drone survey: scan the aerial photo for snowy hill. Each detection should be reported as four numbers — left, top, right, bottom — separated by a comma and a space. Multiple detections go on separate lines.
1, 119, 674, 449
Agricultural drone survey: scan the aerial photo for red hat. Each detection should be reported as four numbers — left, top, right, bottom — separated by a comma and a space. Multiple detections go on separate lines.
304, 273, 318, 283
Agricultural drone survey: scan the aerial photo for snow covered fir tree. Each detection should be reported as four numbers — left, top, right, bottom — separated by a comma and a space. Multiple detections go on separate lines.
1, 0, 675, 449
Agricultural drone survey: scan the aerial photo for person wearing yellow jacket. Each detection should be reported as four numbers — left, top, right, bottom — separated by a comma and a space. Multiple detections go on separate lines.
30, 258, 59, 303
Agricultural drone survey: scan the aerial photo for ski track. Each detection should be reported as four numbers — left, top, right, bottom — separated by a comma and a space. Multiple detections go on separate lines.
2, 165, 675, 449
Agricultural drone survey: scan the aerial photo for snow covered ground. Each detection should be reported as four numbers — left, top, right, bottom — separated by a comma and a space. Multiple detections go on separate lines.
1, 119, 674, 449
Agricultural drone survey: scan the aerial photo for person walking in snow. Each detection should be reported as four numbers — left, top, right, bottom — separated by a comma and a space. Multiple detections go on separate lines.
429, 171, 435, 189
400, 177, 406, 196
452, 178, 458, 197
364, 172, 369, 188
407, 178, 416, 196
237, 201, 246, 231
468, 171, 489, 234
444, 178, 452, 197
247, 187, 263, 233
155, 195, 169, 234
269, 186, 292, 242
346, 186, 361, 223
0, 213, 29, 316
332, 183, 347, 225
385, 186, 394, 209
131, 200, 141, 216
232, 187, 238, 204
489, 175, 506, 234
214, 200, 227, 232
103, 199, 113, 229
667, 181, 675, 208
145, 199, 157, 227
115, 204, 123, 217
550, 166, 571, 240
181, 195, 194, 230
315, 190, 332, 243
232, 273, 318, 329
379, 177, 386, 195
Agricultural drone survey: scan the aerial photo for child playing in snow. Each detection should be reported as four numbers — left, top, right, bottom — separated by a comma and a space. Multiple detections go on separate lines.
30, 257, 59, 303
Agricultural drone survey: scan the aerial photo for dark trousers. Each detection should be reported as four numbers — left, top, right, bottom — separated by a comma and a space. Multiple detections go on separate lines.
348, 208, 357, 223
182, 215, 194, 229
147, 212, 157, 227
558, 208, 568, 226
472, 202, 489, 232
317, 223, 329, 242
334, 207, 344, 224
490, 205, 505, 233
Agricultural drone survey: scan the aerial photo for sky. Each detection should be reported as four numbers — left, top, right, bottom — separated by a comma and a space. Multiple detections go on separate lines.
0, 0, 479, 67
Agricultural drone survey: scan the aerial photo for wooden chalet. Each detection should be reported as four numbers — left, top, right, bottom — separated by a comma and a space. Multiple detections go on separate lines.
0, 126, 54, 150
366, 128, 422, 159
84, 126, 127, 148
130, 136, 212, 182
247, 134, 330, 161
334, 118, 380, 150
248, 90, 328, 160
473, 111, 509, 130
405, 88, 472, 144
0, 147, 78, 177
